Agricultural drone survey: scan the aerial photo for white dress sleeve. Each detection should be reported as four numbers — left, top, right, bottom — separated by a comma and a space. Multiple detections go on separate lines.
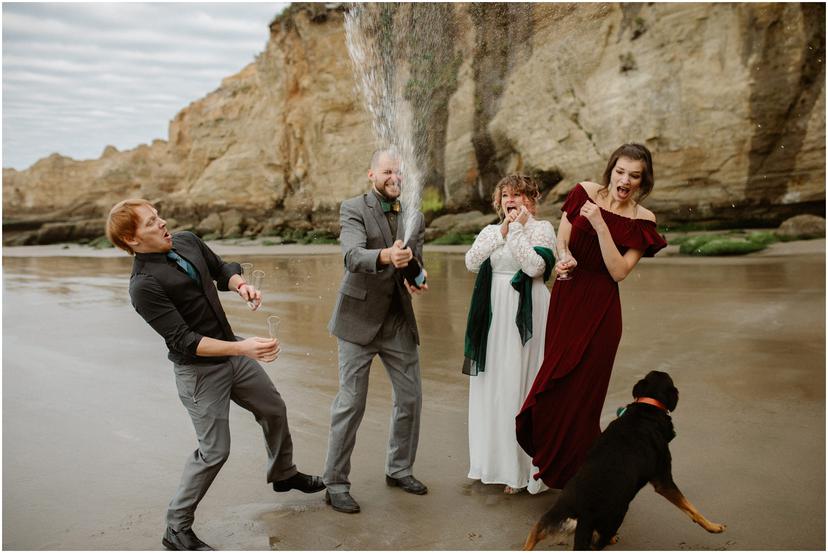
505, 218, 557, 278
465, 225, 504, 273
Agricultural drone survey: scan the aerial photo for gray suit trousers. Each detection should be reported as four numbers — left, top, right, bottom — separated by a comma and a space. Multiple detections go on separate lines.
323, 313, 422, 493
167, 355, 297, 531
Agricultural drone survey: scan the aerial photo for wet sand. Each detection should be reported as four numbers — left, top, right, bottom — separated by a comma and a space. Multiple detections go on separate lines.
2, 241, 825, 550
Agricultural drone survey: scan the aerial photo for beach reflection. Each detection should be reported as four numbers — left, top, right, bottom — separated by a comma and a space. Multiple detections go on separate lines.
5, 251, 822, 401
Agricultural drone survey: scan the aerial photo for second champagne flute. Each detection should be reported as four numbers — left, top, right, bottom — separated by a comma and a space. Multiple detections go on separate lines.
248, 269, 265, 309
267, 315, 281, 363
267, 315, 281, 339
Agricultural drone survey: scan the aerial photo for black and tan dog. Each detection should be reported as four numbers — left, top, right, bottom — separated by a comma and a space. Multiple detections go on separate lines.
523, 371, 725, 550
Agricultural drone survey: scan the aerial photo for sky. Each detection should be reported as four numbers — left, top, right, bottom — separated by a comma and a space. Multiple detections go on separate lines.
2, 2, 289, 170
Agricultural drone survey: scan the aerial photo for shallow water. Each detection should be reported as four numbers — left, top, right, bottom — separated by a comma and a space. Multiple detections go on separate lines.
3, 250, 824, 549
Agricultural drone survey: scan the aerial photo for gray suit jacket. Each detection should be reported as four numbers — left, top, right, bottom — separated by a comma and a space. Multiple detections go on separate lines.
328, 191, 425, 346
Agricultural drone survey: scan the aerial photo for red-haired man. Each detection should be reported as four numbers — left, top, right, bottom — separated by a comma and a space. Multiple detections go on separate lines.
107, 199, 324, 551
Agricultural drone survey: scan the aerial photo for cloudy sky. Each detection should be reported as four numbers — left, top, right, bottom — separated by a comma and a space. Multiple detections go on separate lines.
2, 3, 288, 170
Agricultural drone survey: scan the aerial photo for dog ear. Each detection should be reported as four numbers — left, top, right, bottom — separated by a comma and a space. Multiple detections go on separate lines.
632, 377, 649, 399
665, 387, 679, 412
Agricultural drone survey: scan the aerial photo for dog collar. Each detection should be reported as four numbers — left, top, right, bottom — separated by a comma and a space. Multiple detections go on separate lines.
634, 396, 670, 412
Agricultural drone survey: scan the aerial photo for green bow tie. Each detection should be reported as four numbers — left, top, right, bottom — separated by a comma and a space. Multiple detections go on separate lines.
380, 199, 400, 213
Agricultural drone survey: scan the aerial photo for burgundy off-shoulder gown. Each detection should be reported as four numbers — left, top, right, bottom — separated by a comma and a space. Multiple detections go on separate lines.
515, 183, 667, 488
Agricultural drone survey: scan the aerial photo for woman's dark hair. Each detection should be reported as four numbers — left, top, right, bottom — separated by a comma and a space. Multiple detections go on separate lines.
491, 174, 542, 219
600, 143, 654, 203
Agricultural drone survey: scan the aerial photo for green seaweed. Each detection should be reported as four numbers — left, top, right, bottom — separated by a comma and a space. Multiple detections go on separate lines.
675, 230, 780, 255
694, 238, 767, 256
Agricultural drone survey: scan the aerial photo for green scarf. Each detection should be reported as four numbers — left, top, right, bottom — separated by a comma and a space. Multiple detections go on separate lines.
510, 246, 555, 345
462, 258, 492, 376
463, 246, 555, 376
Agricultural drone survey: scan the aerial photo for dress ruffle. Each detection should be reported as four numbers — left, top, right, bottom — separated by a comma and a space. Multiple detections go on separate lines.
621, 219, 667, 257
561, 183, 589, 220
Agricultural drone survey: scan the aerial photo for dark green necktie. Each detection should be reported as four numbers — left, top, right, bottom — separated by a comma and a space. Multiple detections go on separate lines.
167, 250, 201, 285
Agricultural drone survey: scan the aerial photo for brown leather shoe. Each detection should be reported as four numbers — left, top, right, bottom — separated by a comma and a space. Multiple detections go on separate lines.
325, 490, 361, 513
385, 474, 428, 495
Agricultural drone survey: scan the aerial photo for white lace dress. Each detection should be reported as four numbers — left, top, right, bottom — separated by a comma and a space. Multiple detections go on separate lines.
465, 217, 556, 493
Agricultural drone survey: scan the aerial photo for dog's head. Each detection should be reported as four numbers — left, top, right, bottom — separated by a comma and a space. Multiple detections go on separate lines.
632, 370, 679, 412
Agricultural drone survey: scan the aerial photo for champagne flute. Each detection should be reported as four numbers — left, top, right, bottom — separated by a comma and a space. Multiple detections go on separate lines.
267, 315, 281, 339
240, 263, 254, 306
555, 243, 574, 281
240, 263, 256, 309
266, 315, 281, 364
248, 269, 265, 309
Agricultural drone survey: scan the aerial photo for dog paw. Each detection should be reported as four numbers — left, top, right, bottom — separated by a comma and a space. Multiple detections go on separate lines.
707, 522, 726, 533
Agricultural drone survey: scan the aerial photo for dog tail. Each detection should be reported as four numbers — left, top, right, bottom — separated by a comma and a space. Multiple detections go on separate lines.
523, 497, 576, 550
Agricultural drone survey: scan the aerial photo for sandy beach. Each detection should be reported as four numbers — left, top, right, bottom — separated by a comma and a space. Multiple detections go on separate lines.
2, 239, 824, 550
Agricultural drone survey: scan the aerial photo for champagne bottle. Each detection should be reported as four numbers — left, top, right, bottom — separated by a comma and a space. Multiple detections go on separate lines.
401, 257, 427, 289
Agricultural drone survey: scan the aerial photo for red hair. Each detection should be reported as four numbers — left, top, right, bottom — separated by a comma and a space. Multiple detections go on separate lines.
106, 198, 154, 255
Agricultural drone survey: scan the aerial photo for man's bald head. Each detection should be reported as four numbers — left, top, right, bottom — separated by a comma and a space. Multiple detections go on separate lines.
370, 149, 399, 171
368, 149, 402, 200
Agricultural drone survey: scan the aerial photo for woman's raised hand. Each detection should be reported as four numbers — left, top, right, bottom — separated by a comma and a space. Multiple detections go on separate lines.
500, 216, 511, 238
515, 206, 530, 225
501, 206, 525, 237
579, 202, 605, 230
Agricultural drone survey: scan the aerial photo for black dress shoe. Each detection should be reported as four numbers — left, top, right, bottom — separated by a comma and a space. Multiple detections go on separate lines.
162, 527, 214, 551
272, 471, 326, 493
385, 474, 428, 495
325, 490, 361, 513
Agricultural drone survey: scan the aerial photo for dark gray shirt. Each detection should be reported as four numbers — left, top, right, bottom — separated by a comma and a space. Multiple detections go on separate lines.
129, 231, 241, 365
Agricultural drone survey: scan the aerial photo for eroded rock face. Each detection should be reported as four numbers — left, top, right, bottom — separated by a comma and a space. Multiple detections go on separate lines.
462, 3, 825, 228
3, 3, 824, 245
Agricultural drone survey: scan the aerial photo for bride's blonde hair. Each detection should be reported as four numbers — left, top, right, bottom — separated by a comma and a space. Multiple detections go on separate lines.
492, 174, 541, 220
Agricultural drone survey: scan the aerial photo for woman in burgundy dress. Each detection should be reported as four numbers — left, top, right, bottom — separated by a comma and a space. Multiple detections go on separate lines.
515, 143, 667, 489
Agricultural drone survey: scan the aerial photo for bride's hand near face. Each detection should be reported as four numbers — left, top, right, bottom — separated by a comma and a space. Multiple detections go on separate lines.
515, 206, 530, 225
501, 207, 519, 237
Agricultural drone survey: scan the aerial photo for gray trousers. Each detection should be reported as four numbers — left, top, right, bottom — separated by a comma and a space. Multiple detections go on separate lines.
167, 355, 297, 531
323, 313, 422, 493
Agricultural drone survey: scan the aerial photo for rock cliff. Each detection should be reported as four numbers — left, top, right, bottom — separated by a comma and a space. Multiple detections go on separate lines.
3, 3, 824, 245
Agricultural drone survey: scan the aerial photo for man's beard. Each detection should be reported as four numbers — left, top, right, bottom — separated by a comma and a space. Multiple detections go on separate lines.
374, 181, 400, 200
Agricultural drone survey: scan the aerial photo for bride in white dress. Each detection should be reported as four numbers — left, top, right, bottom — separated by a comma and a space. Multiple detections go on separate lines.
464, 175, 555, 494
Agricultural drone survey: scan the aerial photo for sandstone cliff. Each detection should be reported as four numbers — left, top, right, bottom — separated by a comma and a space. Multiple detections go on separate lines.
3, 3, 824, 245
